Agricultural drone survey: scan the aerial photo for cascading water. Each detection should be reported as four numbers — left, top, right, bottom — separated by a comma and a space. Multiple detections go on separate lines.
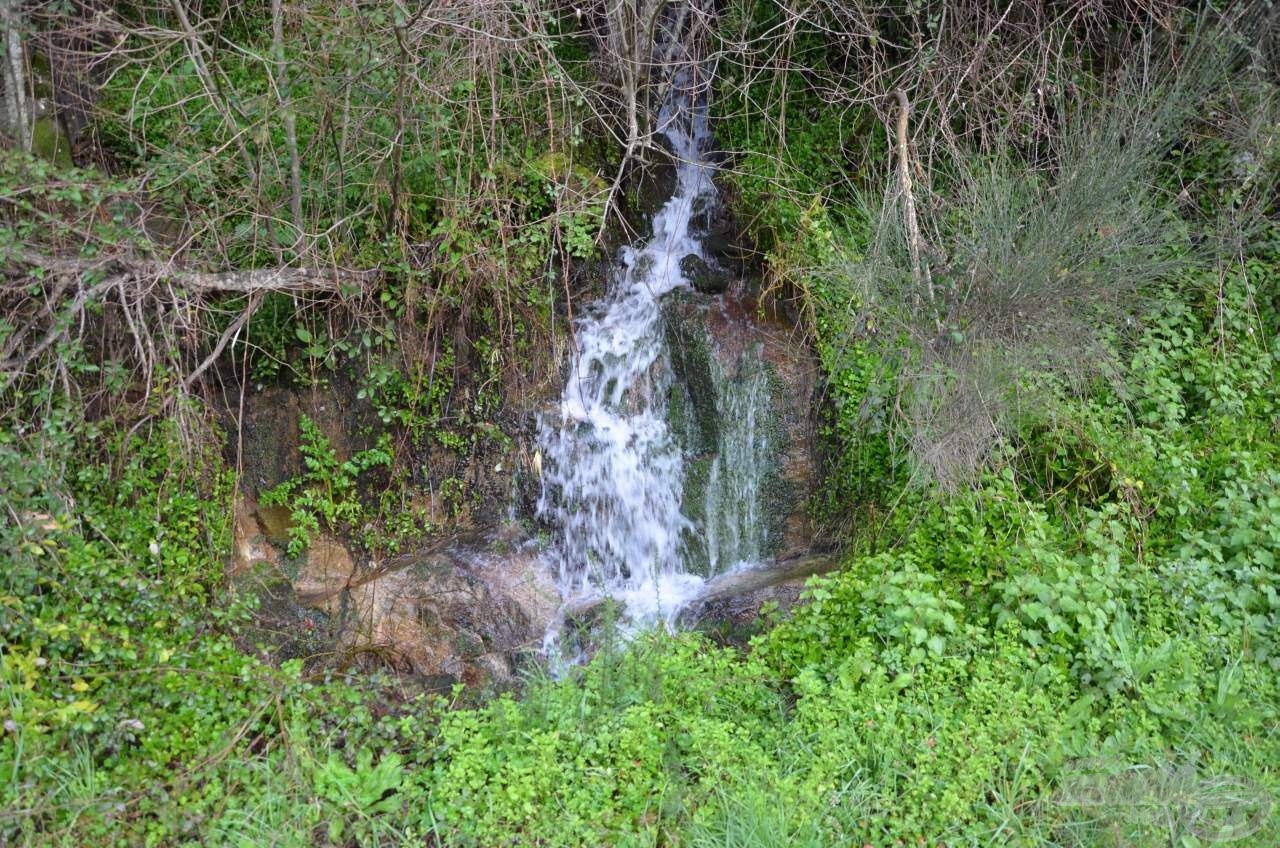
536, 68, 718, 632
703, 355, 770, 573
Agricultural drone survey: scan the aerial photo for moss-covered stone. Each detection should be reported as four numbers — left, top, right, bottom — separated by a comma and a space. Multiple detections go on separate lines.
622, 138, 678, 232
659, 290, 817, 574
31, 116, 73, 168
680, 254, 730, 295
662, 291, 719, 455
678, 455, 716, 576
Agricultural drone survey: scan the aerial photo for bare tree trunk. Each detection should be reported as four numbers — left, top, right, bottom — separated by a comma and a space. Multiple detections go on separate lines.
894, 88, 934, 311
168, 0, 258, 184
271, 0, 304, 253
1, 0, 31, 151
604, 0, 667, 156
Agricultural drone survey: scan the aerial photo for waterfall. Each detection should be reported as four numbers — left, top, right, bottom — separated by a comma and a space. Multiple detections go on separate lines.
536, 68, 717, 630
703, 354, 770, 574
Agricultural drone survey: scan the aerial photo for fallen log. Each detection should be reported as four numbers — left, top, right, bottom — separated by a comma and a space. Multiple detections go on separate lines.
694, 553, 841, 605
561, 552, 841, 625
7, 249, 380, 294
1, 250, 380, 377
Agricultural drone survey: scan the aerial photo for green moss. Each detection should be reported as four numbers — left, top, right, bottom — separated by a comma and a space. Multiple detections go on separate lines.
30, 117, 73, 168
662, 291, 799, 570
678, 455, 716, 576
662, 294, 720, 455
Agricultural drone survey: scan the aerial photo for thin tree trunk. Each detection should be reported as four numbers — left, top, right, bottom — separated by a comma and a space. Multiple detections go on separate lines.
894, 88, 934, 310
168, 0, 258, 184
270, 0, 304, 254
1, 0, 30, 151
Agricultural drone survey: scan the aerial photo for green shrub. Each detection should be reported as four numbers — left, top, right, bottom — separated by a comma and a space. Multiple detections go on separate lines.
259, 415, 392, 555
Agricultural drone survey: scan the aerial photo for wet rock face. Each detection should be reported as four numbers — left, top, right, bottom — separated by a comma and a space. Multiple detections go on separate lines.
229, 379, 380, 499
703, 207, 752, 270
224, 357, 554, 539
230, 508, 559, 688
680, 254, 730, 295
623, 138, 678, 234
660, 289, 817, 574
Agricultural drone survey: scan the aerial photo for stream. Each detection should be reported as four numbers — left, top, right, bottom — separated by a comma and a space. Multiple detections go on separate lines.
535, 64, 771, 645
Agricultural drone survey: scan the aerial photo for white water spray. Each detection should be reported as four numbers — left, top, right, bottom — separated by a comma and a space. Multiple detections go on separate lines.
704, 355, 770, 574
536, 71, 717, 633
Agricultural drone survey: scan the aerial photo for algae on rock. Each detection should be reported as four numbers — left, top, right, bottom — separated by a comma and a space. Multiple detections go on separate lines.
660, 290, 814, 577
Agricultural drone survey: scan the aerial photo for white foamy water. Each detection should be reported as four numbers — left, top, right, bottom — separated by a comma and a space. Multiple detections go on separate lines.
536, 70, 717, 636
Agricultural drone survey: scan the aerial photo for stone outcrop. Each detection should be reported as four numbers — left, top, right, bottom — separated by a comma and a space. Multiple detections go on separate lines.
661, 289, 817, 573
230, 501, 558, 688
680, 254, 731, 295
338, 543, 558, 686
222, 357, 561, 688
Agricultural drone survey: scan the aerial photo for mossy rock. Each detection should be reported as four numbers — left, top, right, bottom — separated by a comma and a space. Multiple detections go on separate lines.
31, 116, 73, 168
622, 136, 678, 233
680, 253, 730, 295
678, 455, 716, 576
662, 291, 719, 454
660, 290, 815, 573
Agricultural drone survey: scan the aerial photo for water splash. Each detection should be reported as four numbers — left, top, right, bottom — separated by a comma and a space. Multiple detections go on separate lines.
536, 71, 717, 632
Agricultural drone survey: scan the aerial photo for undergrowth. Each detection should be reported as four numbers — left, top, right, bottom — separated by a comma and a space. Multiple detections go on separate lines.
2, 247, 1276, 845
3, 3, 1278, 847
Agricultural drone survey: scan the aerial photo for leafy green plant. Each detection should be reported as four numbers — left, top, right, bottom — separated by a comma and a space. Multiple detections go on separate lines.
312, 748, 406, 842
260, 415, 392, 555
1166, 470, 1280, 669
769, 556, 964, 673
991, 512, 1158, 695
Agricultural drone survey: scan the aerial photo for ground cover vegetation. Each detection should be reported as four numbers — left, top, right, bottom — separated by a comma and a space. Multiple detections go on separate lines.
2, 0, 1279, 845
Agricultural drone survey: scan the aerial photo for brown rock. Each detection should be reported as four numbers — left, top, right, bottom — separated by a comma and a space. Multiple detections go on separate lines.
335, 543, 559, 685
229, 495, 281, 577
293, 534, 356, 612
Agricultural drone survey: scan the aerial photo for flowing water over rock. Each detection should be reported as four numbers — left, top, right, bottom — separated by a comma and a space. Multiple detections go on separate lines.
535, 71, 721, 631
534, 57, 819, 651
227, 67, 819, 679
662, 291, 816, 577
703, 357, 770, 572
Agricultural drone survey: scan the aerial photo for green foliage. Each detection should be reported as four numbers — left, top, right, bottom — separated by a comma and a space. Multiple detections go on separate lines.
95, 2, 607, 289
311, 748, 406, 842
5, 250, 1279, 847
0, 413, 281, 845
420, 635, 787, 846
0, 149, 140, 257
1167, 470, 1280, 669
6, 7, 1280, 847
760, 554, 964, 673
991, 510, 1160, 695
259, 414, 392, 555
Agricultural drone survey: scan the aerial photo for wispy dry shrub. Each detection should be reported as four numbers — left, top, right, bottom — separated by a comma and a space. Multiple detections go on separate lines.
828, 12, 1276, 488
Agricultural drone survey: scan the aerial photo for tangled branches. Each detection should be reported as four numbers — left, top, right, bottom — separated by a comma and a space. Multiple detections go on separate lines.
704, 1, 1278, 488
